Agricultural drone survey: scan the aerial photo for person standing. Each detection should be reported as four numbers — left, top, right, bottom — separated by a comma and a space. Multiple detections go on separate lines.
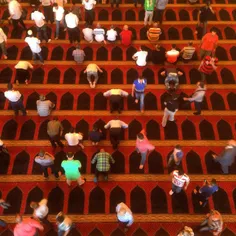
72, 0, 81, 20
53, 3, 65, 40
106, 25, 117, 43
82, 0, 96, 26
40, 0, 54, 24
193, 178, 218, 207
34, 149, 59, 179
132, 76, 147, 113
166, 44, 179, 64
167, 145, 183, 169
91, 148, 115, 182
15, 61, 33, 85
65, 127, 84, 149
198, 56, 218, 81
82, 24, 93, 43
0, 28, 7, 59
4, 83, 26, 116
103, 89, 128, 113
61, 152, 86, 186
162, 93, 179, 128
104, 118, 128, 149
14, 214, 44, 236
25, 30, 44, 64
120, 25, 132, 46
56, 212, 73, 236
72, 45, 85, 64
183, 81, 206, 115
155, 0, 168, 24
36, 94, 55, 117
147, 22, 162, 42
144, 0, 155, 26
180, 41, 196, 62
212, 140, 236, 174
8, 0, 27, 31
84, 63, 103, 88
116, 202, 134, 232
65, 9, 80, 43
199, 29, 218, 59
132, 46, 148, 66
47, 117, 64, 148
31, 6, 51, 43
88, 125, 103, 146
135, 129, 155, 169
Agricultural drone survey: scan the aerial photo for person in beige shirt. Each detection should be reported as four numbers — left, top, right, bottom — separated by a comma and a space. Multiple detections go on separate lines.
84, 63, 103, 88
15, 61, 33, 85
0, 28, 7, 59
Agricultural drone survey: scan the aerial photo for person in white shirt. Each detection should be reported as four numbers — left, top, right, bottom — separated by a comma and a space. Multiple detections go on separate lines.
25, 30, 44, 64
65, 127, 84, 149
84, 63, 103, 88
8, 0, 27, 31
31, 6, 51, 43
93, 23, 106, 44
132, 46, 148, 66
106, 25, 117, 43
0, 28, 7, 59
40, 0, 54, 23
53, 3, 65, 39
116, 202, 134, 232
82, 0, 96, 25
65, 9, 80, 43
4, 83, 27, 116
15, 61, 33, 85
104, 119, 128, 149
36, 94, 55, 116
30, 199, 51, 225
82, 24, 93, 43
103, 89, 128, 113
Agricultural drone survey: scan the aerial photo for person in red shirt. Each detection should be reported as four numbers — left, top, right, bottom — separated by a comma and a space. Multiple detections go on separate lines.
14, 214, 44, 236
200, 29, 218, 59
120, 25, 132, 46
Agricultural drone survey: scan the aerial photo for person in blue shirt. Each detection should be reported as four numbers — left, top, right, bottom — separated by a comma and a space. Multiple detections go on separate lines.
132, 76, 147, 113
193, 178, 218, 207
168, 145, 183, 169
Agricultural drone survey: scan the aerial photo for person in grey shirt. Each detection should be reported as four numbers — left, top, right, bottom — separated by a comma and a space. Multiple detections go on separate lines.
35, 149, 59, 179
155, 0, 168, 24
212, 140, 236, 174
47, 117, 64, 148
183, 81, 206, 115
36, 94, 55, 117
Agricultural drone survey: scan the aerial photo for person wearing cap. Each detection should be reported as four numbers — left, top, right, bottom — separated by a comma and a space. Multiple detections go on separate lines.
0, 139, 9, 155
116, 202, 134, 232
166, 44, 180, 64
120, 25, 132, 46
61, 152, 86, 186
15, 61, 34, 85
36, 94, 55, 117
198, 56, 218, 81
162, 93, 179, 128
25, 30, 44, 64
56, 212, 73, 236
161, 68, 183, 91
0, 27, 8, 60
65, 127, 84, 149
106, 25, 117, 43
132, 46, 148, 67
34, 149, 59, 179
4, 83, 27, 116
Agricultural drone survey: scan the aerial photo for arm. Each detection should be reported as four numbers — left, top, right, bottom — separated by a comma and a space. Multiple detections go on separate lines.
110, 155, 115, 164
0, 29, 7, 42
209, 6, 215, 14
103, 90, 111, 97
64, 229, 71, 236
126, 215, 134, 227
96, 65, 103, 73
91, 154, 97, 164
104, 121, 111, 129
120, 121, 128, 129
131, 84, 135, 97
28, 62, 34, 69
184, 179, 190, 190
120, 90, 129, 97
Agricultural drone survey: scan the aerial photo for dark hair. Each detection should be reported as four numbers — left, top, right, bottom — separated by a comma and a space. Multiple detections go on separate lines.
70, 127, 75, 133
53, 116, 58, 121
67, 152, 74, 158
137, 133, 144, 140
93, 125, 98, 131
56, 215, 65, 223
175, 144, 181, 150
178, 169, 184, 176
199, 81, 205, 88
172, 44, 176, 49
188, 41, 193, 46
211, 178, 217, 185
210, 29, 216, 33
53, 2, 58, 7
7, 83, 13, 90
72, 0, 76, 4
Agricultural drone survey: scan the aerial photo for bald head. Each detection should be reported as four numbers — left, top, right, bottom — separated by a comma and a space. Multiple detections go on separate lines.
123, 25, 128, 30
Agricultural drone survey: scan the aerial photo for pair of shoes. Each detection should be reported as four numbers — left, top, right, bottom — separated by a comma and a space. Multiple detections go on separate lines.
193, 112, 201, 115
169, 190, 174, 195
93, 177, 98, 183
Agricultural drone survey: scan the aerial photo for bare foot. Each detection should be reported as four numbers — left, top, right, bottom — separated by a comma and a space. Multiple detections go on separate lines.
135, 99, 138, 103
139, 164, 144, 169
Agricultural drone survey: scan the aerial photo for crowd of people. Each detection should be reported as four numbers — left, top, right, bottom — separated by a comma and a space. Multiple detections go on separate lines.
0, 0, 234, 235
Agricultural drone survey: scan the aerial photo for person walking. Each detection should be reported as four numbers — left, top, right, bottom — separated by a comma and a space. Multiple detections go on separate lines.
91, 148, 115, 182
120, 25, 132, 46
65, 9, 80, 43
212, 140, 236, 174
167, 145, 183, 169
162, 93, 179, 128
151, 44, 166, 64
135, 129, 155, 169
36, 94, 55, 117
65, 127, 84, 149
72, 45, 85, 64
84, 63, 103, 88
82, 0, 96, 25
132, 76, 147, 113
34, 149, 59, 179
25, 30, 44, 64
88, 125, 103, 146
53, 2, 65, 40
183, 81, 206, 115
103, 89, 128, 113
40, 0, 54, 24
169, 169, 190, 195
15, 61, 33, 85
132, 46, 148, 66
116, 202, 134, 233
155, 0, 168, 24
144, 0, 155, 26
4, 83, 27, 116
61, 152, 86, 186
14, 214, 44, 236
56, 212, 73, 236
0, 27, 7, 59
104, 118, 128, 149
47, 117, 64, 148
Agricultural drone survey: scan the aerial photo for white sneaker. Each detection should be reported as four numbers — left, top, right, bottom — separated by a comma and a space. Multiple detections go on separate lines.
169, 190, 174, 195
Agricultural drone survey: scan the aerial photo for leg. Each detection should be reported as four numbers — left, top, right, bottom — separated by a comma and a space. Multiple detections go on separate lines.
12, 19, 18, 30
110, 0, 114, 7
37, 27, 42, 41
37, 52, 44, 63
93, 72, 99, 86
18, 17, 26, 30
200, 72, 206, 81
54, 135, 64, 148
194, 101, 201, 115
50, 164, 59, 178
139, 93, 145, 112
77, 176, 85, 186
68, 28, 73, 43
159, 10, 164, 24
135, 92, 140, 104
32, 52, 37, 62
139, 151, 147, 169
221, 165, 229, 174
10, 102, 19, 115
18, 99, 27, 115
116, 0, 119, 7
66, 179, 72, 186
168, 110, 176, 122
103, 171, 108, 181
0, 42, 7, 57
94, 168, 100, 182
110, 128, 121, 149
43, 6, 50, 23
202, 21, 207, 36
167, 155, 174, 167
41, 166, 49, 178
148, 11, 154, 25
42, 25, 49, 42
144, 11, 149, 26
55, 21, 60, 38
48, 135, 57, 148
162, 108, 169, 127
87, 72, 92, 86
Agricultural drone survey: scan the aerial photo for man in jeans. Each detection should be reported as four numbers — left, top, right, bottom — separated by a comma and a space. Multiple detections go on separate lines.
135, 129, 155, 169
155, 0, 168, 24
0, 28, 7, 59
91, 148, 115, 182
40, 0, 54, 24
132, 76, 147, 113
144, 0, 155, 26
84, 63, 103, 88
53, 3, 65, 40
34, 149, 59, 179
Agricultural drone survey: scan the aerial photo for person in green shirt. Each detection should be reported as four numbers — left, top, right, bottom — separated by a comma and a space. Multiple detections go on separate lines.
61, 152, 86, 186
144, 0, 155, 26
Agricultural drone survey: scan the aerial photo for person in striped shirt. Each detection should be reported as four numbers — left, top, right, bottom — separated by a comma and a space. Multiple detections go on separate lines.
146, 22, 162, 42
36, 94, 55, 117
180, 41, 196, 62
169, 169, 190, 195
93, 23, 106, 44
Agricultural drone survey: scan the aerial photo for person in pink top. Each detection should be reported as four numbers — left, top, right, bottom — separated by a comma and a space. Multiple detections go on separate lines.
14, 214, 44, 236
135, 129, 155, 170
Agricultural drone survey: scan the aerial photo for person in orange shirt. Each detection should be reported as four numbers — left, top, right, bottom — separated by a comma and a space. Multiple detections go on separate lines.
166, 44, 180, 64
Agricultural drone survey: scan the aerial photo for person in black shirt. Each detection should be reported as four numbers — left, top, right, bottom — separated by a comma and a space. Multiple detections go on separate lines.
89, 125, 103, 146
195, 1, 215, 36
151, 44, 166, 65
162, 93, 179, 128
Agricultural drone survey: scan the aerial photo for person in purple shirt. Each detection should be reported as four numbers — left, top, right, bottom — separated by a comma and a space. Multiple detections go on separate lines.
193, 178, 218, 207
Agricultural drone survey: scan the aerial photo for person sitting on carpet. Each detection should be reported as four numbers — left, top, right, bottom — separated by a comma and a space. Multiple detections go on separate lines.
180, 41, 196, 62
151, 44, 166, 64
106, 25, 117, 43
65, 127, 84, 149
82, 24, 93, 43
132, 46, 148, 67
93, 22, 106, 44
72, 45, 85, 64
166, 44, 180, 64
146, 22, 161, 42
161, 68, 183, 91
15, 61, 33, 85
120, 25, 132, 46
56, 212, 73, 236
37, 94, 55, 117
84, 63, 103, 88
88, 125, 103, 146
